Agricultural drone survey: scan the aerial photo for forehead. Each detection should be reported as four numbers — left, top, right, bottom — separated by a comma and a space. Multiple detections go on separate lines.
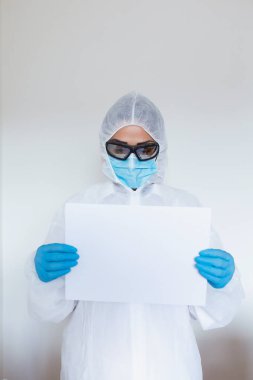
110, 125, 155, 142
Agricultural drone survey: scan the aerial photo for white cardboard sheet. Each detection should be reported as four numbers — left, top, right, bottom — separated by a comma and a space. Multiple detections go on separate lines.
65, 203, 211, 305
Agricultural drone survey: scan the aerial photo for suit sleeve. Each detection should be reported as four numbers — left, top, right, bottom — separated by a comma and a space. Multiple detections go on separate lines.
188, 224, 245, 330
25, 204, 78, 323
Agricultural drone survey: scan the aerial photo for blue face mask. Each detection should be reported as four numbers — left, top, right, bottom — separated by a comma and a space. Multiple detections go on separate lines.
109, 154, 158, 189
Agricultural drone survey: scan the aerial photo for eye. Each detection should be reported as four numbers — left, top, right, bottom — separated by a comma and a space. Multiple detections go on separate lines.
114, 147, 125, 154
107, 143, 130, 158
143, 146, 156, 155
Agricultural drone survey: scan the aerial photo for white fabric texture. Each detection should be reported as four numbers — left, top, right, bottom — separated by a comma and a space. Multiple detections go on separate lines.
26, 91, 244, 380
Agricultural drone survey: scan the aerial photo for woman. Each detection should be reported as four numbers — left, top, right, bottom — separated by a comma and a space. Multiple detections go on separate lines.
26, 91, 244, 380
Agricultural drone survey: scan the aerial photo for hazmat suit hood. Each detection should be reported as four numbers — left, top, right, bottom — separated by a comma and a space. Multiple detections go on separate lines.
99, 91, 168, 189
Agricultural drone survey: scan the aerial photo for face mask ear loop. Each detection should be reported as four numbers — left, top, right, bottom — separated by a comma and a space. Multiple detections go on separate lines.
106, 155, 120, 183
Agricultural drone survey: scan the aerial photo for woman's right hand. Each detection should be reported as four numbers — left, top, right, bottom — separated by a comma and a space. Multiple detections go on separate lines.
34, 243, 79, 282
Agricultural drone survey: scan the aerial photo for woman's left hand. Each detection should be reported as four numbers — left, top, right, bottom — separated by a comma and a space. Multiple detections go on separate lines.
194, 249, 235, 289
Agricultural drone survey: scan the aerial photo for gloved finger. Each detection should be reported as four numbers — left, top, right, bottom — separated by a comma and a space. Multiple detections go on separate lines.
45, 260, 78, 271
36, 266, 49, 282
45, 252, 80, 262
199, 249, 233, 262
46, 268, 71, 281
194, 256, 229, 269
197, 269, 232, 288
195, 263, 226, 278
41, 243, 77, 253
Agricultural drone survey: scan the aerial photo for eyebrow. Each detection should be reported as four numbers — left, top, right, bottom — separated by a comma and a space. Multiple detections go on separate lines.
109, 138, 155, 145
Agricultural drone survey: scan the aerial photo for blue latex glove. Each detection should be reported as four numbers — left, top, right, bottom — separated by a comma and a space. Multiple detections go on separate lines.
34, 243, 79, 282
194, 248, 235, 288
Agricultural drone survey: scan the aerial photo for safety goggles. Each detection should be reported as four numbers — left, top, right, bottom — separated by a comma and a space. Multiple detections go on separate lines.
105, 139, 159, 161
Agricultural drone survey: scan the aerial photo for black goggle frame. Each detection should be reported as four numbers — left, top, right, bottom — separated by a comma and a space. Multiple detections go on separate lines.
105, 140, 160, 161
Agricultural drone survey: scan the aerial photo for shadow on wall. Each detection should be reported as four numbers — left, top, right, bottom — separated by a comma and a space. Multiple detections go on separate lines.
196, 328, 252, 380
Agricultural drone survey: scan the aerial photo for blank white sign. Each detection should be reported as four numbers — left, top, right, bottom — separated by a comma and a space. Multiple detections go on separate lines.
65, 203, 211, 305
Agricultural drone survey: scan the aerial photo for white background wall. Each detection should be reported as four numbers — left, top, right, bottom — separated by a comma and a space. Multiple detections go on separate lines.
1, 0, 253, 379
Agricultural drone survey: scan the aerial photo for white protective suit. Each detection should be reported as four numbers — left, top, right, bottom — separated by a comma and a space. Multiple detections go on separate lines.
26, 91, 244, 380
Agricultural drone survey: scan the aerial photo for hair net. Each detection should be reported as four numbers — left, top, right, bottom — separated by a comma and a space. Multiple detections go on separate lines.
99, 91, 168, 185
